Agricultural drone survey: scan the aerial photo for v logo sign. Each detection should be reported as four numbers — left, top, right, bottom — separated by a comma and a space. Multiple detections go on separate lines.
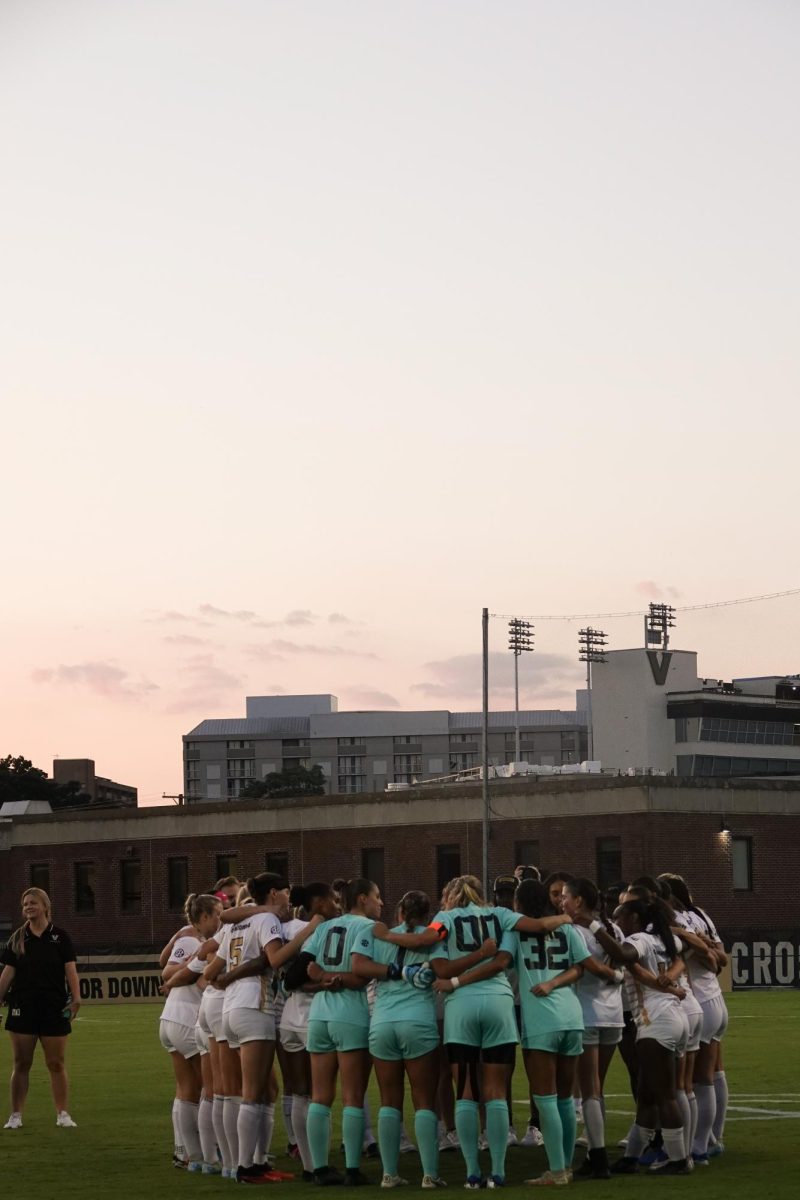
646, 651, 672, 685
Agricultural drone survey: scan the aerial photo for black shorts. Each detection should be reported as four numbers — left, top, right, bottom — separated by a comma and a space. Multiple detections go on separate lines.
4, 1001, 71, 1038
447, 1041, 516, 1066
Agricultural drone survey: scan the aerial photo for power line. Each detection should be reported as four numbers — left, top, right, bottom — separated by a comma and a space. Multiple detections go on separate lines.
491, 584, 800, 622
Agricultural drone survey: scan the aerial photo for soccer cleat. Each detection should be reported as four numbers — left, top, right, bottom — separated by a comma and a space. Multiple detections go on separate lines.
520, 1126, 543, 1148
365, 1142, 380, 1159
691, 1153, 710, 1167
236, 1164, 281, 1184
486, 1177, 505, 1188
610, 1157, 639, 1175
707, 1142, 724, 1158
574, 1136, 588, 1149
203, 1162, 223, 1175
440, 1130, 460, 1152
638, 1140, 665, 1167
343, 1168, 372, 1186
524, 1170, 570, 1187
648, 1158, 691, 1176
262, 1168, 295, 1181
288, 1143, 301, 1160
616, 1138, 628, 1149
187, 1161, 204, 1173
381, 1175, 409, 1188
478, 1135, 489, 1151
507, 1128, 519, 1147
421, 1177, 448, 1189
313, 1166, 345, 1186
464, 1177, 485, 1190
399, 1133, 417, 1154
4, 1113, 23, 1131
56, 1111, 77, 1128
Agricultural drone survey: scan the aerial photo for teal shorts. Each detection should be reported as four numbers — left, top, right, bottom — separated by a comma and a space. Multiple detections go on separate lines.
443, 993, 518, 1049
307, 1019, 369, 1054
369, 1020, 440, 1062
523, 1028, 583, 1055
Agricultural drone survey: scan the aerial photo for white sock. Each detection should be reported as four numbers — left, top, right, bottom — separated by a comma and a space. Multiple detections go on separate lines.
363, 1095, 375, 1144
172, 1098, 184, 1158
675, 1091, 691, 1159
176, 1099, 202, 1163
238, 1101, 264, 1170
712, 1072, 728, 1142
292, 1094, 313, 1171
282, 1093, 296, 1144
693, 1084, 716, 1156
687, 1093, 698, 1158
583, 1097, 605, 1150
199, 1096, 217, 1165
262, 1102, 275, 1159
662, 1126, 686, 1163
626, 1124, 652, 1160
213, 1096, 233, 1170
223, 1096, 241, 1168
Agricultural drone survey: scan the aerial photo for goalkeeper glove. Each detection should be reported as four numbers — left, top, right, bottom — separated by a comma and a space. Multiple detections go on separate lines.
401, 962, 436, 989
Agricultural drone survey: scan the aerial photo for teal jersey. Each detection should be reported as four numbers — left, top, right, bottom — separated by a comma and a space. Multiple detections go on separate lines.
305, 913, 373, 1025
360, 924, 436, 1027
513, 923, 591, 1034
429, 903, 518, 998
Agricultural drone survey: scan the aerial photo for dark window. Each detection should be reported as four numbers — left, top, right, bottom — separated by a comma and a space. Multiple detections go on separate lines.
216, 854, 237, 880
121, 859, 142, 914
361, 848, 385, 899
732, 837, 753, 891
436, 844, 461, 899
596, 837, 622, 892
167, 857, 189, 911
74, 862, 96, 913
30, 863, 50, 893
514, 841, 540, 870
265, 851, 289, 881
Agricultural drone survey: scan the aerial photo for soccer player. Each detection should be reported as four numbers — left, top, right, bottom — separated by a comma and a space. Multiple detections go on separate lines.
159, 892, 222, 1171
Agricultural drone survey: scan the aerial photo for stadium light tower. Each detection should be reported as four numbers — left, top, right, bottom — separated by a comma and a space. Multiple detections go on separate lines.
508, 618, 534, 763
578, 627, 608, 761
644, 602, 676, 650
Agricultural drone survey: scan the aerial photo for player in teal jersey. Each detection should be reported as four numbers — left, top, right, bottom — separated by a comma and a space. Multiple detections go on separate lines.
303, 877, 382, 1186
353, 890, 496, 1189
510, 878, 617, 1187
379, 874, 571, 1189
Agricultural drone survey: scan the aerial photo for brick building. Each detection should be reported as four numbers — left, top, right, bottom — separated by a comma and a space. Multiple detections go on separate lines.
2, 776, 799, 986
52, 758, 138, 808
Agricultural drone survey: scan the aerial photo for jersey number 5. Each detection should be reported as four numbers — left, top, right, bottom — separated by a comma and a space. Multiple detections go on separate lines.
229, 936, 244, 969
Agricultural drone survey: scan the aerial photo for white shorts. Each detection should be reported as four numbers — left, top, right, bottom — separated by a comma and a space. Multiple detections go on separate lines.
223, 1008, 276, 1048
207, 995, 227, 1043
582, 1026, 623, 1047
160, 1018, 200, 1059
684, 1009, 703, 1054
699, 995, 728, 1044
195, 1022, 210, 1055
279, 1021, 309, 1053
636, 1008, 689, 1055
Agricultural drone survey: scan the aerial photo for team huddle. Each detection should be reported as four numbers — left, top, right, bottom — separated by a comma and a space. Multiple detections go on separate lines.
159, 867, 729, 1188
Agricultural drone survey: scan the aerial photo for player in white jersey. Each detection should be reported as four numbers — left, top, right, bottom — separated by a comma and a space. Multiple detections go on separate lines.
158, 893, 222, 1171
595, 897, 691, 1176
659, 873, 729, 1164
561, 878, 626, 1179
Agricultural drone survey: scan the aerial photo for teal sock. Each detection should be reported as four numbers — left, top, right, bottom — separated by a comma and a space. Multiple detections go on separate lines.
534, 1094, 565, 1173
306, 1102, 331, 1171
454, 1099, 480, 1179
343, 1105, 365, 1170
557, 1097, 577, 1169
415, 1108, 439, 1180
485, 1099, 509, 1180
378, 1107, 402, 1178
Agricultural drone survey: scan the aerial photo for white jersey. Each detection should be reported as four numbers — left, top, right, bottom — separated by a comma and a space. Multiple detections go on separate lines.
624, 931, 683, 1027
280, 917, 314, 1029
673, 908, 723, 1003
574, 922, 625, 1028
222, 911, 283, 1014
161, 935, 206, 1025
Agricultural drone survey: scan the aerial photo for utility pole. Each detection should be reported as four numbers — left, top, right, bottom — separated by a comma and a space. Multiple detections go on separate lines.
578, 628, 608, 761
162, 792, 185, 805
507, 618, 534, 763
482, 607, 490, 894
644, 602, 676, 650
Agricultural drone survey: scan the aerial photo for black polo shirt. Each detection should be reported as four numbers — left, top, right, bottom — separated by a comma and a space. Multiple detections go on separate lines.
1, 924, 76, 1007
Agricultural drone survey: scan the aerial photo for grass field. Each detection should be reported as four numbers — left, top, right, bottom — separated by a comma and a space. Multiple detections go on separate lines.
0, 992, 796, 1199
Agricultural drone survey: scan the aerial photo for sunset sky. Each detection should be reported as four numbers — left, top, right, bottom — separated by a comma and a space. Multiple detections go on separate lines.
2, 1, 798, 804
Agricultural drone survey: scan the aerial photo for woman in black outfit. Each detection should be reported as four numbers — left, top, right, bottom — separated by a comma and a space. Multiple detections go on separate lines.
0, 888, 80, 1129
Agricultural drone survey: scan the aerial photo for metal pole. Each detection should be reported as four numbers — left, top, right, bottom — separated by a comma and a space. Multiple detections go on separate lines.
482, 606, 490, 894
586, 657, 593, 761
514, 651, 520, 764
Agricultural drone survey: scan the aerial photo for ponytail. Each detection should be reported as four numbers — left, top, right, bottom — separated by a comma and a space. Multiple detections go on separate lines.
657, 872, 713, 936
290, 881, 333, 913
399, 890, 430, 931
344, 878, 375, 911
246, 872, 287, 906
184, 892, 221, 926
447, 875, 486, 909
565, 877, 619, 941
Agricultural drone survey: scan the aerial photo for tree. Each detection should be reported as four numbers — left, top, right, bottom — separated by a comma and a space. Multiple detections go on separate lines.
0, 755, 90, 810
239, 764, 326, 800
